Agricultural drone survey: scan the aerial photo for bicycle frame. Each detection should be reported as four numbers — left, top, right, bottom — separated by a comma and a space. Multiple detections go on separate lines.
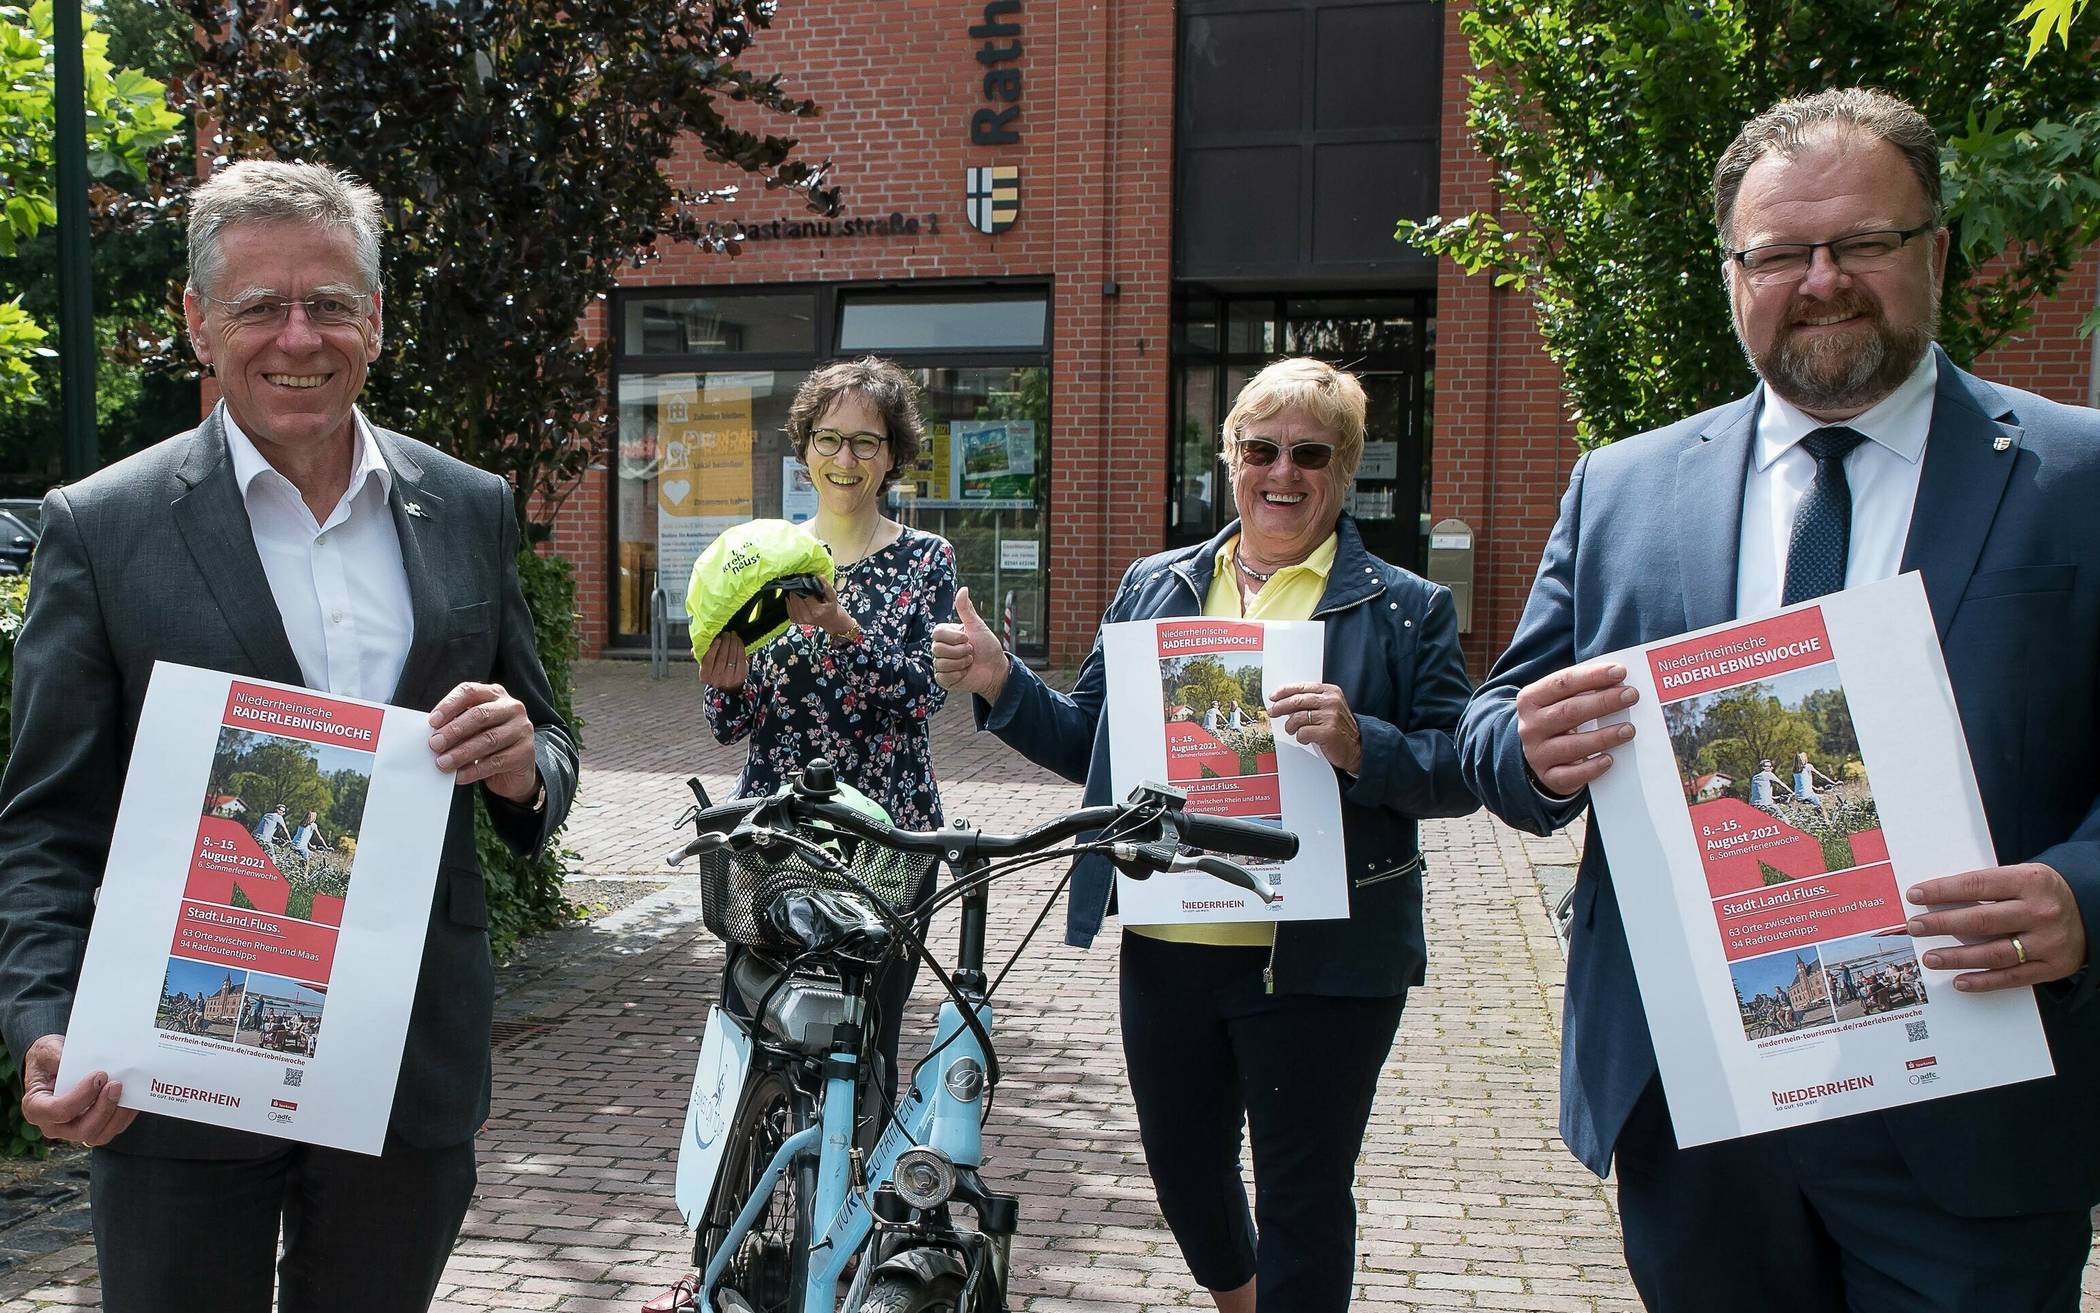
700, 853, 1003, 1313
699, 993, 993, 1313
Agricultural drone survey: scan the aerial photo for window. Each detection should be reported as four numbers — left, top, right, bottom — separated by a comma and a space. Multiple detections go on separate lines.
622, 292, 815, 357
611, 285, 1053, 657
837, 293, 1047, 352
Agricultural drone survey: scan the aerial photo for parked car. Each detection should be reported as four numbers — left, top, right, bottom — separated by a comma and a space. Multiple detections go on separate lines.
0, 504, 37, 575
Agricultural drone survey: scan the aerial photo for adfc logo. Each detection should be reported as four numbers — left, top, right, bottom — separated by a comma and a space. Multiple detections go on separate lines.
965, 165, 1019, 235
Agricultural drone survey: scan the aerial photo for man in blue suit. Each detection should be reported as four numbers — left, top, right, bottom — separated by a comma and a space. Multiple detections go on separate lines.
1460, 88, 2100, 1309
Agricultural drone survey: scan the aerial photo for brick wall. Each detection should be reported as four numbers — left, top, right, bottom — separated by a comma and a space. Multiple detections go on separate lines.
560, 0, 1177, 663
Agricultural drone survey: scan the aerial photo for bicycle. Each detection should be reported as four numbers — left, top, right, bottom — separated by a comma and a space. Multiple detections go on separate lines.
662, 758, 1296, 1313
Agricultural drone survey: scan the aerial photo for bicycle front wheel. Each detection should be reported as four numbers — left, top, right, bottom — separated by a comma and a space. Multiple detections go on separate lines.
859, 1272, 965, 1313
699, 1067, 815, 1313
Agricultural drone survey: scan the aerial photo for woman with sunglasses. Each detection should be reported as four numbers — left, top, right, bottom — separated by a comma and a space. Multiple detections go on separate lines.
933, 356, 1478, 1313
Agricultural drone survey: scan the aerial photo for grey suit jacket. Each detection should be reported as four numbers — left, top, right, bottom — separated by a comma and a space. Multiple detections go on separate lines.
0, 406, 579, 1155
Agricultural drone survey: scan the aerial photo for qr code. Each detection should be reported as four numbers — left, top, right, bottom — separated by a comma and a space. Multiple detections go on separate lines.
1905, 1020, 1929, 1043
283, 1067, 304, 1087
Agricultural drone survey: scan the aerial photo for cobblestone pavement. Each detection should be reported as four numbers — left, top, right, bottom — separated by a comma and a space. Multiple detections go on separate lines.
7, 659, 2095, 1310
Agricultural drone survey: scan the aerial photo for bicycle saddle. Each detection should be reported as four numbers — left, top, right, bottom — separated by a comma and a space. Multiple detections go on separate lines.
762, 886, 894, 962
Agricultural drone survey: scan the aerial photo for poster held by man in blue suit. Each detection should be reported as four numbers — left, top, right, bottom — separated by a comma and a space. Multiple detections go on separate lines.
1459, 89, 2100, 1311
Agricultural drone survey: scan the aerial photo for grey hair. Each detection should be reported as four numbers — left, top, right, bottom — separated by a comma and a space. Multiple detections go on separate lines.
187, 160, 385, 297
1713, 88, 1943, 248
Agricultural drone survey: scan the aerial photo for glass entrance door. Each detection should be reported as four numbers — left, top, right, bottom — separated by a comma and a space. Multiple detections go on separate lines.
1168, 292, 1433, 572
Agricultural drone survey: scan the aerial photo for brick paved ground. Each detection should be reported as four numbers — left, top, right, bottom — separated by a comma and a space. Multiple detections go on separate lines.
7, 659, 2096, 1310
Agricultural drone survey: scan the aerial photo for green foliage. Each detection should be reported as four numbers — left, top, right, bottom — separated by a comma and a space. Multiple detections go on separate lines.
478, 547, 584, 961
181, 0, 839, 527
2018, 0, 2090, 62
0, 0, 181, 426
0, 574, 36, 1154
1399, 0, 2100, 448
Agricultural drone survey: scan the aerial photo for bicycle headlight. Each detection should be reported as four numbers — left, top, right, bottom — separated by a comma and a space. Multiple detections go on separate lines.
892, 1146, 958, 1210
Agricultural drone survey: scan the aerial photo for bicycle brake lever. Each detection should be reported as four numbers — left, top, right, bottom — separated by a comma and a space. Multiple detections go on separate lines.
665, 831, 730, 867
1169, 853, 1277, 904
1109, 840, 1177, 880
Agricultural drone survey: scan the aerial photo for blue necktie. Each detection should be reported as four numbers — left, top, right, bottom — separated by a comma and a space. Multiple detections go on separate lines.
1781, 426, 1869, 606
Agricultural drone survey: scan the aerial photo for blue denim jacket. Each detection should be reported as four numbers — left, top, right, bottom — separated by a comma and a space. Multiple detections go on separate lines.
976, 515, 1479, 997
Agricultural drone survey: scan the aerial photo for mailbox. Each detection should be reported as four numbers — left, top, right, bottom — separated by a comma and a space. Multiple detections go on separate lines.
1425, 517, 1476, 633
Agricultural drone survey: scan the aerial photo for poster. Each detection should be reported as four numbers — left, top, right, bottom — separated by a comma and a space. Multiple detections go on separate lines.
675, 1007, 755, 1229
952, 419, 1036, 509
1102, 619, 1347, 924
781, 456, 818, 525
658, 381, 755, 610
58, 664, 453, 1154
1586, 574, 2053, 1145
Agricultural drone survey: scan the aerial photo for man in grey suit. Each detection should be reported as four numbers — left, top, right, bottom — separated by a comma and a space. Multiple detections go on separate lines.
1461, 91, 2100, 1308
0, 161, 578, 1312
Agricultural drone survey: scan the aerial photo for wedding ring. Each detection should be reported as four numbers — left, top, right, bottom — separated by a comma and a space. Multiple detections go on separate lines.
2012, 936, 2028, 965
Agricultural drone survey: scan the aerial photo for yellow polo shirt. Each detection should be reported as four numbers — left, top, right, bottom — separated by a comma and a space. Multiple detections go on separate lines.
1130, 533, 1337, 948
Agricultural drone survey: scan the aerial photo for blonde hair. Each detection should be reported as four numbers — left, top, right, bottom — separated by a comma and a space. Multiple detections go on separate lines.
1220, 357, 1368, 483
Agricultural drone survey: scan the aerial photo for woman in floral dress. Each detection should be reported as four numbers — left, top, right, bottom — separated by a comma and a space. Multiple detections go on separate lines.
646, 357, 957, 1313
696, 356, 957, 831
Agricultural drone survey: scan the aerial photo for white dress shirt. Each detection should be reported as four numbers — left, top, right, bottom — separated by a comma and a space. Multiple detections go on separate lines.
224, 409, 415, 702
1735, 350, 1938, 618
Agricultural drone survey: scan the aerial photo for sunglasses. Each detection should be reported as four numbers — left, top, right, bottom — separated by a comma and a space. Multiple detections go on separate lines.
809, 429, 888, 460
1234, 438, 1336, 471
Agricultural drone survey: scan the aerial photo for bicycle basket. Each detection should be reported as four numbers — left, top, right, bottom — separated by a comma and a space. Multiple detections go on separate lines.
689, 797, 935, 950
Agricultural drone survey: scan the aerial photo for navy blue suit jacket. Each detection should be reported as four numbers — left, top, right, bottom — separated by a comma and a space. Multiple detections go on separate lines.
1459, 350, 2100, 1218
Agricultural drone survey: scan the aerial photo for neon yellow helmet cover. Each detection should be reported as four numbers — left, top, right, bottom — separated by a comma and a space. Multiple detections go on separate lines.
685, 519, 837, 659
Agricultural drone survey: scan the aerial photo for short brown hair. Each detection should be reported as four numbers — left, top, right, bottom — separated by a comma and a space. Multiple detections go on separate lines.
1713, 88, 1942, 248
1221, 357, 1368, 483
784, 356, 926, 490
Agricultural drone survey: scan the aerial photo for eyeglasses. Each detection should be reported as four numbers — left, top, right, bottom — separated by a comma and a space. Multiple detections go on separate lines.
809, 429, 888, 459
1234, 438, 1335, 471
1724, 223, 1936, 289
204, 292, 375, 330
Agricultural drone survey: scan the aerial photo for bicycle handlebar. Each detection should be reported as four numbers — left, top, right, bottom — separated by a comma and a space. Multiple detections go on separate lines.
666, 766, 1288, 905
1174, 812, 1299, 863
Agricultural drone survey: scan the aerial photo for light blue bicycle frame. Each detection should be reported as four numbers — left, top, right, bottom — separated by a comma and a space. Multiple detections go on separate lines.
701, 992, 994, 1313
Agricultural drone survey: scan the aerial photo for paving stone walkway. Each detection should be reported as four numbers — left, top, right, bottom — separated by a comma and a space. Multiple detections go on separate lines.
6, 659, 2094, 1310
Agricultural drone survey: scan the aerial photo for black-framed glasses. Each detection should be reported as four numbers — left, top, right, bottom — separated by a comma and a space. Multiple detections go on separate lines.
204, 292, 375, 330
809, 429, 888, 460
1724, 223, 1937, 288
1234, 437, 1335, 471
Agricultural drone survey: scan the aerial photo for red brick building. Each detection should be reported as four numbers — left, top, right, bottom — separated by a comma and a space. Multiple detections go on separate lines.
555, 0, 2100, 672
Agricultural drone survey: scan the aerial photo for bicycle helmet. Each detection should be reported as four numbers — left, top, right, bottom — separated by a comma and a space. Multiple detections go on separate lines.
684, 519, 837, 659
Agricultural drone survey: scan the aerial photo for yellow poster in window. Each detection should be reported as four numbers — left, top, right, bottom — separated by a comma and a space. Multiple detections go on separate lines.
657, 383, 754, 602
912, 422, 956, 506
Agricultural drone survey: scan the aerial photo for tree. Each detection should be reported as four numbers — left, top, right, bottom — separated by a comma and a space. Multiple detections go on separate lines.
0, 0, 180, 412
1699, 685, 1817, 788
179, 0, 840, 529
1399, 0, 2100, 450
2018, 0, 2090, 62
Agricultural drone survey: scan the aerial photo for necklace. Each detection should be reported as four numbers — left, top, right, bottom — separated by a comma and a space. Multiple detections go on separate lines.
1235, 554, 1276, 584
834, 515, 886, 568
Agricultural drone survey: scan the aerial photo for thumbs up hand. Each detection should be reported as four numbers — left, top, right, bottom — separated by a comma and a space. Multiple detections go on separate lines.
933, 587, 1010, 701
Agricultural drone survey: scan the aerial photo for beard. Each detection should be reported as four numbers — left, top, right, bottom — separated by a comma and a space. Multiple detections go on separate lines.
1742, 287, 1938, 415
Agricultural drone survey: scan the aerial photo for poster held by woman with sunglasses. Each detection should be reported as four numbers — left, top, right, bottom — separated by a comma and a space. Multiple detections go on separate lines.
933, 356, 1478, 1313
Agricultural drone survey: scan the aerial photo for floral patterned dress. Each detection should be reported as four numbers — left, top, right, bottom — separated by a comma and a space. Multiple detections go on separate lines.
704, 525, 958, 831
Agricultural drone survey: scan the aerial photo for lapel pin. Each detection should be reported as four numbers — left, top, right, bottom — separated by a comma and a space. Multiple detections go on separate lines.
1993, 436, 2012, 452
404, 501, 428, 518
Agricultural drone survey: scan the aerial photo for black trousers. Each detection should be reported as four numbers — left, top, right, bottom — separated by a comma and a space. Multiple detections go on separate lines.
1615, 1079, 2094, 1312
1118, 933, 1404, 1313
91, 1133, 476, 1313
